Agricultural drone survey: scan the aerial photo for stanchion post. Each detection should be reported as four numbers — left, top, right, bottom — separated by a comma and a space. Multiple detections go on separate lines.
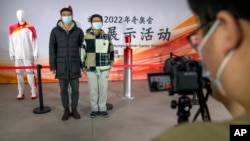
33, 64, 51, 114
123, 34, 134, 99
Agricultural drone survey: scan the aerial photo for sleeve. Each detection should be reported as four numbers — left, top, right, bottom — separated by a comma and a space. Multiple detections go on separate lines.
78, 30, 84, 68
9, 26, 15, 58
49, 29, 56, 71
80, 39, 87, 68
109, 38, 114, 62
31, 26, 38, 58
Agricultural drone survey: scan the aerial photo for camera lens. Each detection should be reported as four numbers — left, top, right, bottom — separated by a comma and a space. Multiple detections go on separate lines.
186, 61, 196, 70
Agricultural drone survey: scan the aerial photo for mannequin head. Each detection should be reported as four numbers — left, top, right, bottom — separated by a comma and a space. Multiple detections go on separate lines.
16, 10, 25, 24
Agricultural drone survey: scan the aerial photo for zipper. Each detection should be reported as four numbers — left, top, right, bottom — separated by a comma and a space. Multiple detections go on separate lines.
67, 30, 70, 78
21, 25, 24, 59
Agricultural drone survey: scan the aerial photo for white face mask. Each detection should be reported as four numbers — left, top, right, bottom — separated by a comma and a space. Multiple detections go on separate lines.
198, 20, 235, 95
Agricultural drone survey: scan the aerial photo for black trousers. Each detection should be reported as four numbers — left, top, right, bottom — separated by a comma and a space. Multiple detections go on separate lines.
59, 78, 79, 109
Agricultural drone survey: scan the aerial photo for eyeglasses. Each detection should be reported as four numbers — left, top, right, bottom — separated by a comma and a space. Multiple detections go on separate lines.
92, 20, 102, 23
62, 14, 72, 16
187, 20, 221, 53
187, 21, 214, 51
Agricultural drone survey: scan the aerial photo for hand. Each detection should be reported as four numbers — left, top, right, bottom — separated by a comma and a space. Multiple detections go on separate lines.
10, 56, 15, 61
109, 61, 114, 70
51, 70, 56, 74
34, 56, 38, 61
111, 61, 114, 66
81, 68, 87, 75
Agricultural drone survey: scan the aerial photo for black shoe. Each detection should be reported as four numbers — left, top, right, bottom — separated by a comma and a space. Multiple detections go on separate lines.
71, 108, 81, 119
90, 111, 98, 118
62, 109, 70, 121
99, 111, 109, 118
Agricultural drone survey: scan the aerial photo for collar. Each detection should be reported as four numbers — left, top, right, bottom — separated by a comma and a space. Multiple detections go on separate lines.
17, 21, 27, 26
58, 20, 75, 31
88, 27, 105, 35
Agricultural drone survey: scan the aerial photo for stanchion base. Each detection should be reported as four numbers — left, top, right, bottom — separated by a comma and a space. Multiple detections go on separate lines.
123, 97, 134, 100
107, 103, 113, 111
33, 106, 51, 114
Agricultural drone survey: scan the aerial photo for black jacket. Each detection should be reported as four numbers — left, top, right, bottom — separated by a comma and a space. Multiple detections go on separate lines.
49, 20, 84, 79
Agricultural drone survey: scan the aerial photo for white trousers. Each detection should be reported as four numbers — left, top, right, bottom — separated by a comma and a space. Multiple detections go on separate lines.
15, 59, 36, 95
86, 70, 109, 111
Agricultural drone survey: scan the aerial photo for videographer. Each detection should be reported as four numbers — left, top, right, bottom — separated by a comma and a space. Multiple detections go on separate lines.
153, 0, 249, 140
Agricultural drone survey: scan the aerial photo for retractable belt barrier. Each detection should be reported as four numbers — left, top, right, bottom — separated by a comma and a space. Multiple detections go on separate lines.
0, 64, 51, 114
0, 64, 163, 70
0, 63, 163, 114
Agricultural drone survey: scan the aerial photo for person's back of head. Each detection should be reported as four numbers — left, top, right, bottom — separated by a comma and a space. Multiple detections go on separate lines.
188, 0, 250, 33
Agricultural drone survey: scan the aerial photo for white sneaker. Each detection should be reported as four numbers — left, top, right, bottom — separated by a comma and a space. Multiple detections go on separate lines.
31, 93, 37, 99
17, 94, 24, 100
31, 89, 37, 99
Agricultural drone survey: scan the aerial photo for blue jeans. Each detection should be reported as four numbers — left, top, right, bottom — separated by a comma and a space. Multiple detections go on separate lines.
59, 78, 79, 108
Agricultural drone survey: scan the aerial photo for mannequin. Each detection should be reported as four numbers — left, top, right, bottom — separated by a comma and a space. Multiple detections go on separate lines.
9, 9, 38, 100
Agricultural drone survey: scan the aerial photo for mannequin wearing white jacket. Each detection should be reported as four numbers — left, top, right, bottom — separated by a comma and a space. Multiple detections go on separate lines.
9, 9, 38, 100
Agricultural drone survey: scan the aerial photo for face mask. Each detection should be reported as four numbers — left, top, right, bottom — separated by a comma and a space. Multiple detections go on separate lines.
198, 20, 235, 95
202, 50, 235, 95
62, 16, 72, 24
92, 22, 103, 29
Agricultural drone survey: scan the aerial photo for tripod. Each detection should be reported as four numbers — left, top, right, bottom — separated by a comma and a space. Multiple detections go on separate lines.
171, 94, 192, 124
170, 87, 211, 124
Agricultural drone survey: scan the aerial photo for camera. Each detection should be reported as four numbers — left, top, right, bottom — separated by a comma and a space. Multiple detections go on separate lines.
147, 52, 211, 124
163, 53, 202, 94
148, 53, 207, 94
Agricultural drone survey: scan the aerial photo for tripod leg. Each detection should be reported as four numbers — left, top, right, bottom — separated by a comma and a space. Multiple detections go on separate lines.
191, 93, 199, 105
195, 89, 211, 121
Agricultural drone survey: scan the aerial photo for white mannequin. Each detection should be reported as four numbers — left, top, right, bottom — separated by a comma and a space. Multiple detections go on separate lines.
9, 9, 38, 100
16, 10, 25, 25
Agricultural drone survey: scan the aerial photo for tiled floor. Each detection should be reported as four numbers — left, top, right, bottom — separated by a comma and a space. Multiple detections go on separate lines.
0, 80, 232, 141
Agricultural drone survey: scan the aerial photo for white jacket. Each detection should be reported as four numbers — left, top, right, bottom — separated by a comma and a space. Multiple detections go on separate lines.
9, 22, 38, 60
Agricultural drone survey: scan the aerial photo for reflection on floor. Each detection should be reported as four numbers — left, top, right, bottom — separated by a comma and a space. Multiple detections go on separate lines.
0, 80, 232, 141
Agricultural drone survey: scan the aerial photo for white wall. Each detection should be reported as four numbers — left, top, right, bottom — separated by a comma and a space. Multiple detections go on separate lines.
0, 0, 192, 63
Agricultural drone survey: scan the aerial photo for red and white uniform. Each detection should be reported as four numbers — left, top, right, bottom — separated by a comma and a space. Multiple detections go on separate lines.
9, 22, 38, 59
9, 22, 38, 98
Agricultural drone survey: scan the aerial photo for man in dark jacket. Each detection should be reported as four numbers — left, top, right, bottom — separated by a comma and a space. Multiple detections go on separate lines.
49, 6, 84, 121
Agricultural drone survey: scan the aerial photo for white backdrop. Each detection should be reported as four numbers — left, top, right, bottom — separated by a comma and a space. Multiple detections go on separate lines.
0, 0, 192, 63
0, 0, 196, 83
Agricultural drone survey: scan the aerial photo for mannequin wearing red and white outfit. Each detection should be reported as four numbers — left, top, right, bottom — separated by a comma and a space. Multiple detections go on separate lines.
9, 9, 38, 100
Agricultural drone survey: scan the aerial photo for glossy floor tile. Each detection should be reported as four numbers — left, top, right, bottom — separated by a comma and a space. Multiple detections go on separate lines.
0, 80, 232, 141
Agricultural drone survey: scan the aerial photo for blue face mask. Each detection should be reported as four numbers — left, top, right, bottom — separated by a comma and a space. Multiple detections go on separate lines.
92, 22, 103, 29
62, 16, 72, 24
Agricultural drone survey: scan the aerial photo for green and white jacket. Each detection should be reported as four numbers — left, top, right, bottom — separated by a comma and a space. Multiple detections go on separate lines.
81, 28, 114, 71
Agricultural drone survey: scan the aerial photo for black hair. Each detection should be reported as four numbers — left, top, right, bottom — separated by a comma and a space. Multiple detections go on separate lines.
60, 7, 73, 15
90, 14, 103, 23
188, 0, 250, 32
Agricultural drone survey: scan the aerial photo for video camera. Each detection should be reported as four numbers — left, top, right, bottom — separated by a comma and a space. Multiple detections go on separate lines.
147, 52, 211, 124
148, 52, 210, 93
163, 53, 204, 94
